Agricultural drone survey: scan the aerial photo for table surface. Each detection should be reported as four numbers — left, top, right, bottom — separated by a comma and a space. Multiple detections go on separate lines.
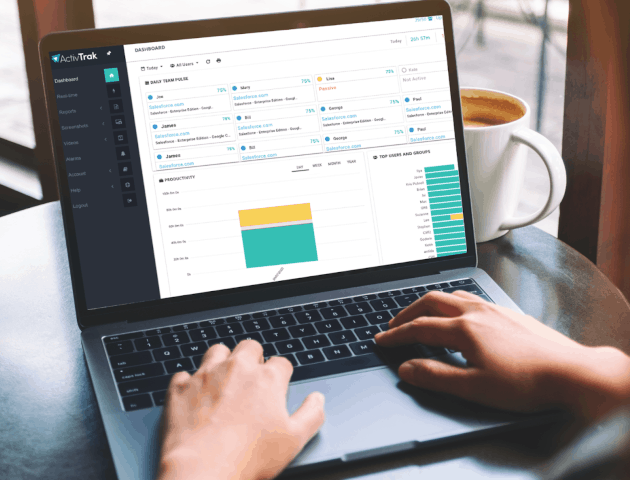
2, 202, 629, 480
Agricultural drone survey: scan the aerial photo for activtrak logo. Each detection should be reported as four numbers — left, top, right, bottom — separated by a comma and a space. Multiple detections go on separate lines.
51, 52, 98, 64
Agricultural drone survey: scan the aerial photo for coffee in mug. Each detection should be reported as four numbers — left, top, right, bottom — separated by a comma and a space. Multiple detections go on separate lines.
460, 88, 567, 242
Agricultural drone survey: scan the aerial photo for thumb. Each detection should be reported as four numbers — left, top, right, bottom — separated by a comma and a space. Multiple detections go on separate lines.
399, 359, 478, 400
290, 391, 326, 446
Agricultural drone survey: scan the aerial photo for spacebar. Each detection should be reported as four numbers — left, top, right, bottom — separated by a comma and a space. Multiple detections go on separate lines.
290, 353, 386, 383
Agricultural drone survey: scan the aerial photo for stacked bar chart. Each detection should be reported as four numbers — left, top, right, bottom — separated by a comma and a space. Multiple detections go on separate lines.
425, 165, 467, 257
239, 203, 319, 268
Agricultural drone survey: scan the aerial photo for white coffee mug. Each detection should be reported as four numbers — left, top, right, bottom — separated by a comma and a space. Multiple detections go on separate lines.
461, 88, 567, 242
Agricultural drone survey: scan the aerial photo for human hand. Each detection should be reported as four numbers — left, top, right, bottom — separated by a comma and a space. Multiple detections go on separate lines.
374, 291, 630, 421
157, 340, 325, 480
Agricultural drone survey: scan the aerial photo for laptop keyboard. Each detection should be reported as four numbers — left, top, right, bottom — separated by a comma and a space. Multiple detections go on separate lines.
103, 279, 491, 411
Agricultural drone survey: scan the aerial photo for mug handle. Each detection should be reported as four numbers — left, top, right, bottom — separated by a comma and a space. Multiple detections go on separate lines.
499, 128, 567, 231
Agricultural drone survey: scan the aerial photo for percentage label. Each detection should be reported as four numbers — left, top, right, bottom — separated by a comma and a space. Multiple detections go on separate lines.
217, 87, 227, 92
227, 146, 236, 151
385, 69, 394, 74
301, 79, 311, 83
410, 36, 419, 42
222, 117, 231, 121
394, 130, 404, 134
390, 100, 400, 104
310, 139, 320, 143
306, 108, 315, 113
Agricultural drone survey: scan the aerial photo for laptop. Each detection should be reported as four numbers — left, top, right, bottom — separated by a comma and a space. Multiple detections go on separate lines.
39, 2, 551, 478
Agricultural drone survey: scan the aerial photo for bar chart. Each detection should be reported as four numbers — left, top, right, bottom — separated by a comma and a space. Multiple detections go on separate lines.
425, 165, 467, 257
239, 203, 318, 268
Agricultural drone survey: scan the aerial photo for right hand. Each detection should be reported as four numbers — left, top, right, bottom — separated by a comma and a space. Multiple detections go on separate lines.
374, 291, 630, 421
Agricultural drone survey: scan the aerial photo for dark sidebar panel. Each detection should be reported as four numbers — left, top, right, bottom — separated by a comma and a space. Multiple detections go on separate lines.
50, 46, 161, 309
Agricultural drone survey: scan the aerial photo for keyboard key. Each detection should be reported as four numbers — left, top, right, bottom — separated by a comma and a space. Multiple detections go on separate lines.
341, 315, 368, 329
442, 285, 484, 295
262, 328, 291, 342
379, 323, 389, 332
350, 341, 376, 355
104, 332, 144, 343
302, 335, 331, 350
216, 324, 244, 336
189, 328, 217, 342
202, 319, 226, 326
192, 355, 204, 368
450, 279, 473, 287
281, 354, 298, 367
165, 357, 194, 374
262, 343, 278, 358
135, 336, 162, 351
366, 312, 391, 325
106, 341, 134, 356
289, 324, 317, 338
402, 286, 427, 294
314, 319, 343, 334
330, 298, 353, 306
109, 351, 153, 369
393, 294, 418, 307
320, 306, 348, 319
153, 346, 181, 361
173, 323, 197, 331
322, 345, 352, 360
227, 314, 251, 323
426, 283, 450, 290
114, 363, 165, 383
294, 311, 322, 324
369, 299, 399, 311
243, 318, 271, 332
152, 390, 167, 407
303, 302, 327, 310
391, 308, 403, 317
291, 353, 384, 382
235, 332, 264, 344
345, 302, 373, 315
352, 294, 376, 302
378, 290, 401, 298
296, 350, 326, 365
329, 330, 358, 344
355, 326, 379, 340
162, 332, 190, 346
252, 310, 276, 318
278, 306, 303, 314
146, 327, 171, 336
207, 337, 237, 350
123, 394, 153, 411
181, 342, 208, 356
276, 339, 304, 354
119, 375, 171, 397
269, 314, 297, 328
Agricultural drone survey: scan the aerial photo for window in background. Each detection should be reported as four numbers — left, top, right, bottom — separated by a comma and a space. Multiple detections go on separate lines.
92, 0, 568, 237
0, 0, 35, 148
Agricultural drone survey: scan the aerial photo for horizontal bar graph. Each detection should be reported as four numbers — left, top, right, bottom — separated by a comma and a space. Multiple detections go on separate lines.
239, 203, 318, 268
425, 164, 467, 257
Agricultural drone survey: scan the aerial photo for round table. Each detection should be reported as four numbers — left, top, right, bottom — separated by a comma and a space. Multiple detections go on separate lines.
1, 202, 629, 480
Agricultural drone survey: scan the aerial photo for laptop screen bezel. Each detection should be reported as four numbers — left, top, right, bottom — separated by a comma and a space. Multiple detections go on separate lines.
39, 0, 477, 330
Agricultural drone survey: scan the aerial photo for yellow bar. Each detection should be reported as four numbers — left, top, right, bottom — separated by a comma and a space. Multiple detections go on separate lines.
450, 213, 464, 220
239, 203, 312, 227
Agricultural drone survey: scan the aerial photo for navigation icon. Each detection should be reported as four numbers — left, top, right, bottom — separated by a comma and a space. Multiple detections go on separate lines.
116, 146, 130, 160
106, 84, 121, 98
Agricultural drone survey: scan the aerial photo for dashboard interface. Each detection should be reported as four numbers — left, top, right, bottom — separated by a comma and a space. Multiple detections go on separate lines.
48, 15, 469, 309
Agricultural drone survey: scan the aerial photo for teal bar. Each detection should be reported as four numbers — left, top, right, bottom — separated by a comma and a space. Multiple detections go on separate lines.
426, 177, 460, 187
431, 207, 464, 216
241, 223, 318, 268
435, 238, 467, 247
427, 182, 460, 192
429, 200, 462, 210
425, 165, 455, 173
429, 195, 462, 205
437, 246, 467, 254
427, 188, 461, 197
433, 232, 467, 240
432, 214, 452, 223
432, 226, 465, 235
425, 171, 459, 180
438, 251, 466, 257
433, 220, 465, 229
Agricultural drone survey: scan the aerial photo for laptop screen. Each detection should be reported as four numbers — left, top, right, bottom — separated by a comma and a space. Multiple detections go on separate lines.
48, 15, 468, 310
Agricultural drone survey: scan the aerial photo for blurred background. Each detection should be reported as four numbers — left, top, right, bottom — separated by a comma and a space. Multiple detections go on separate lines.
0, 0, 568, 236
